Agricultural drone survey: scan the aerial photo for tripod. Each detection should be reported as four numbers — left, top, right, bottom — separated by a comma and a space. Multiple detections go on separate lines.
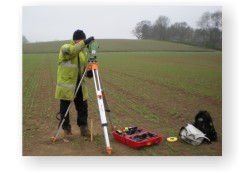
52, 60, 113, 155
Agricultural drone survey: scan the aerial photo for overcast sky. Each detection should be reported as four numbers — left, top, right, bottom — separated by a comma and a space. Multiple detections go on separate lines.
22, 6, 221, 42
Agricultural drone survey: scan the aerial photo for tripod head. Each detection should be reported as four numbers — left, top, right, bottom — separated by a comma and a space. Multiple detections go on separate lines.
88, 41, 99, 62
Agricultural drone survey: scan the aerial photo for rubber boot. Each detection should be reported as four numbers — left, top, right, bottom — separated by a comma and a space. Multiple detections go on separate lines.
80, 125, 91, 137
64, 125, 72, 136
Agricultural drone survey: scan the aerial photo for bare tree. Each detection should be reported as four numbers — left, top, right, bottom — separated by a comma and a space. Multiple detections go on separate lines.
141, 22, 152, 39
197, 11, 211, 30
170, 22, 193, 42
211, 11, 222, 30
196, 11, 222, 49
132, 20, 152, 39
152, 16, 170, 40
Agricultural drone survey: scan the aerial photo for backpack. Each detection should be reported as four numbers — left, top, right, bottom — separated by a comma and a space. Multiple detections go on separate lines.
193, 110, 217, 141
179, 124, 210, 146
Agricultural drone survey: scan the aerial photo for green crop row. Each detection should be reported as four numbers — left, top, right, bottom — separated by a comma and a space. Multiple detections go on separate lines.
22, 51, 222, 156
98, 52, 222, 100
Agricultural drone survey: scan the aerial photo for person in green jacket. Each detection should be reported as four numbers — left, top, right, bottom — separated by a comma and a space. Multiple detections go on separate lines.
55, 30, 94, 137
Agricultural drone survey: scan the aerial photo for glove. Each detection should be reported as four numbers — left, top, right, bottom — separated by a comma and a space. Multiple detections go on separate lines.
84, 36, 95, 45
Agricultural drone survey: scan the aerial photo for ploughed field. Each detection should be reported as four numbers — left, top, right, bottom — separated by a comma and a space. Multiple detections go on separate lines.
22, 40, 222, 156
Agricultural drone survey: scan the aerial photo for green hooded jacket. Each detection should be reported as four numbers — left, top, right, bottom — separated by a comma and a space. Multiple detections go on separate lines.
55, 40, 89, 101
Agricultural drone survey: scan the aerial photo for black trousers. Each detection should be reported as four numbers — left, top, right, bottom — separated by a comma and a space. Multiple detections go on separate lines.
59, 86, 88, 130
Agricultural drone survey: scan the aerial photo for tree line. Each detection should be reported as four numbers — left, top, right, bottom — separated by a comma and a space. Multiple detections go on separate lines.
132, 11, 222, 50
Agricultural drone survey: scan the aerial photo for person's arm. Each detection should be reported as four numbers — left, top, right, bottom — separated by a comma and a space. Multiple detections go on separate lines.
60, 40, 86, 61
60, 37, 95, 61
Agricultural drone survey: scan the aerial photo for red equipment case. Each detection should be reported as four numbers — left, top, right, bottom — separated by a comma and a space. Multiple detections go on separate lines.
112, 127, 163, 149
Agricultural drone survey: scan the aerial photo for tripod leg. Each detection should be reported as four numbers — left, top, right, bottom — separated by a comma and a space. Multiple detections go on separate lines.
92, 68, 112, 154
98, 73, 116, 130
51, 105, 70, 142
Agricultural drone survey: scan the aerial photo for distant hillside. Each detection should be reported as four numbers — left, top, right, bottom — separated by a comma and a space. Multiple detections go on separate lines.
22, 39, 214, 54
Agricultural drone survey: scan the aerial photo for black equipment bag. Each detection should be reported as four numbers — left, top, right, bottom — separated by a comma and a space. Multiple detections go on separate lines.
193, 110, 217, 141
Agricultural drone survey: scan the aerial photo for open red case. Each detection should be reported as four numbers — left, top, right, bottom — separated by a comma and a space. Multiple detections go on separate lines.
112, 127, 163, 149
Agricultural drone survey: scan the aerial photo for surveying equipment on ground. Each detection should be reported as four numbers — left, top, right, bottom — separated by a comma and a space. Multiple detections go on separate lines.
51, 41, 113, 155
166, 137, 178, 143
112, 127, 163, 149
